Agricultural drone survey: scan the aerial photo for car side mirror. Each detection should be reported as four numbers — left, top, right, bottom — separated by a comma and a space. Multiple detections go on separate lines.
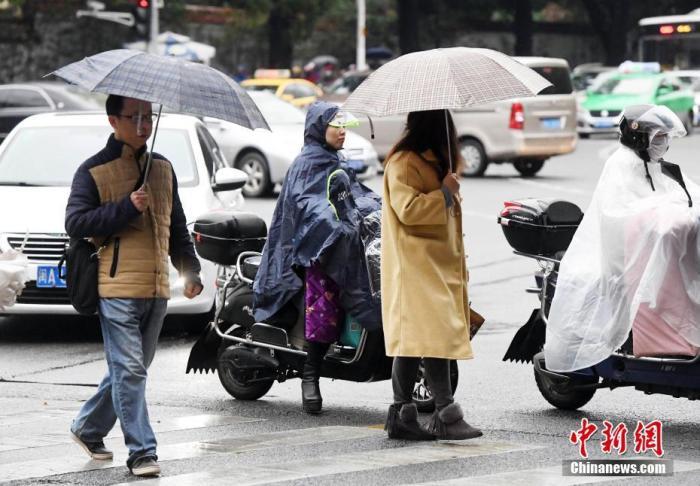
281, 94, 295, 102
212, 167, 247, 192
657, 86, 672, 96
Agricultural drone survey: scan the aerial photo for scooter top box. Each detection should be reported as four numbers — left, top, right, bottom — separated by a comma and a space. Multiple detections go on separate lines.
192, 210, 267, 266
497, 198, 583, 256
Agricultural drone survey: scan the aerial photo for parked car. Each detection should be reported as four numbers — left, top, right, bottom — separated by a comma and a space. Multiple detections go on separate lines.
241, 69, 324, 109
578, 68, 695, 138
323, 69, 372, 103
205, 91, 379, 197
665, 70, 700, 125
0, 111, 247, 325
348, 56, 577, 177
0, 82, 103, 142
571, 63, 616, 92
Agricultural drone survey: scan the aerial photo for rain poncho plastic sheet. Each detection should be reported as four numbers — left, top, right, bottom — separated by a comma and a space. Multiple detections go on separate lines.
360, 209, 382, 301
253, 101, 382, 330
0, 249, 30, 310
544, 145, 700, 372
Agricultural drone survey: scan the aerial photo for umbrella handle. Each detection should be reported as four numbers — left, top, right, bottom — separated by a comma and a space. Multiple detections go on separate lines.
140, 104, 163, 191
444, 109, 453, 174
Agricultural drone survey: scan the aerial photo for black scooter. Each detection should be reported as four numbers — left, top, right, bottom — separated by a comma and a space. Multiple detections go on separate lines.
186, 210, 457, 412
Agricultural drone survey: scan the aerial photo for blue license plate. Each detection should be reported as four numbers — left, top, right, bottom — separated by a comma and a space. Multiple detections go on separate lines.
541, 117, 561, 129
36, 265, 66, 288
594, 120, 615, 128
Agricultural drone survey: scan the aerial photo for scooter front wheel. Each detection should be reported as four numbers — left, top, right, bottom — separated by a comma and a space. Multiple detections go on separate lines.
534, 365, 596, 410
413, 360, 459, 413
217, 340, 275, 401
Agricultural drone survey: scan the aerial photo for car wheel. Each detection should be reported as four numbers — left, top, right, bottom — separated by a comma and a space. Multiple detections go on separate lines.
459, 138, 488, 177
235, 151, 272, 198
514, 158, 545, 177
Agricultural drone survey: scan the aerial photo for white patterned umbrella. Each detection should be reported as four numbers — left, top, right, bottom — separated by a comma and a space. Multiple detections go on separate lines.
342, 47, 551, 117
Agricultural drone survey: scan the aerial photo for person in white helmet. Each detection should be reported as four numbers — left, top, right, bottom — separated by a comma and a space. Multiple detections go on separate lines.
545, 104, 700, 373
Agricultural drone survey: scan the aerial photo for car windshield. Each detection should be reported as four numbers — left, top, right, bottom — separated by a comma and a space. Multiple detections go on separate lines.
42, 85, 104, 109
0, 126, 196, 186
244, 84, 278, 94
592, 77, 657, 95
675, 76, 700, 90
250, 93, 305, 125
531, 66, 573, 94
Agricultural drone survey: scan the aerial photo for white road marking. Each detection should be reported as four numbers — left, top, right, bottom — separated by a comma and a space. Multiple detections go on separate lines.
408, 460, 700, 485
0, 425, 380, 482
112, 439, 542, 486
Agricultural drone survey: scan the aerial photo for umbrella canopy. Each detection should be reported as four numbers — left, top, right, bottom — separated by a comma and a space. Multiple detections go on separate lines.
342, 47, 551, 117
51, 49, 269, 130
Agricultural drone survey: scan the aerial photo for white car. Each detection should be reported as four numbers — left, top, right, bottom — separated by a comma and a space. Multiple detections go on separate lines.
205, 91, 380, 197
0, 111, 247, 323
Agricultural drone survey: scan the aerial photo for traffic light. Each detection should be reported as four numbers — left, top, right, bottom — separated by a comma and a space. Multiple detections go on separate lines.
132, 0, 150, 41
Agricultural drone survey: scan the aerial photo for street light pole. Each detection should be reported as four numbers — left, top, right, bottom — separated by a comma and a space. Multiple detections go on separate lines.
356, 0, 367, 71
149, 0, 159, 54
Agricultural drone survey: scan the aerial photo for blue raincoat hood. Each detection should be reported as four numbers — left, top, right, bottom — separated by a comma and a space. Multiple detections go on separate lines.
253, 101, 382, 330
304, 101, 338, 146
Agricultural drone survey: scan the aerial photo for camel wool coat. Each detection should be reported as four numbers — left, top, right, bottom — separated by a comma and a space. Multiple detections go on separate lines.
381, 149, 473, 359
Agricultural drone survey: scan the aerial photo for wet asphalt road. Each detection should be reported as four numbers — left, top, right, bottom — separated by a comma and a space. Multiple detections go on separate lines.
1, 135, 700, 485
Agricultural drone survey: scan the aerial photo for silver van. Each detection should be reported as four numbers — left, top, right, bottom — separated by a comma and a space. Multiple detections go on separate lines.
348, 56, 577, 177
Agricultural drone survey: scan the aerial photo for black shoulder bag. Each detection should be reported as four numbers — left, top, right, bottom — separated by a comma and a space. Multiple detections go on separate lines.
58, 170, 145, 315
58, 236, 113, 315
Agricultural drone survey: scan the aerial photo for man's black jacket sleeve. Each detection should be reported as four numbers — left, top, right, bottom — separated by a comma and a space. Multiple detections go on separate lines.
65, 164, 140, 238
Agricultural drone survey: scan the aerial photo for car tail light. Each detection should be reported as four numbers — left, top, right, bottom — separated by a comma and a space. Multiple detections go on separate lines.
509, 102, 524, 130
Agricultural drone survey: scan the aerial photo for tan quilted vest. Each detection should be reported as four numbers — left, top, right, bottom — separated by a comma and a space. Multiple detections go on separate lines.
90, 144, 173, 299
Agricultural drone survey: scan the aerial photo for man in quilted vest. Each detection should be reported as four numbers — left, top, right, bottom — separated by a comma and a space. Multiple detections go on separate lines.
65, 95, 203, 477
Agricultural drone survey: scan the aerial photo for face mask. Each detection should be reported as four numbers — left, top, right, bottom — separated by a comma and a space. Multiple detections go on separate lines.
647, 134, 669, 161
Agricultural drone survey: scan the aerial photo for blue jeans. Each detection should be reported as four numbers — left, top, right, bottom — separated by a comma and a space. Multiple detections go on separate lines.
71, 298, 167, 467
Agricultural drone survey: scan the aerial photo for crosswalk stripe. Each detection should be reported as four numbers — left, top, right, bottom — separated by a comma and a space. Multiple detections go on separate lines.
112, 438, 542, 486
0, 413, 262, 454
406, 460, 700, 485
0, 425, 381, 482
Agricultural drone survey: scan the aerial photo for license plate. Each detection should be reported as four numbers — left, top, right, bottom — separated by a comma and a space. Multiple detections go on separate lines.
593, 120, 615, 128
36, 265, 66, 288
541, 117, 562, 129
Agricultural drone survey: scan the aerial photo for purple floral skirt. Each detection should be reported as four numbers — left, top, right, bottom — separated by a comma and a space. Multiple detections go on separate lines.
304, 263, 342, 343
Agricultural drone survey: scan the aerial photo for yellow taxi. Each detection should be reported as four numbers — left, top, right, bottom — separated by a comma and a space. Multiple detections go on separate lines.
241, 69, 323, 109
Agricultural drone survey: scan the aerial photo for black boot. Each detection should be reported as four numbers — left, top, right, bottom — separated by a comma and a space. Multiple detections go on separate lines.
385, 403, 435, 440
301, 342, 329, 414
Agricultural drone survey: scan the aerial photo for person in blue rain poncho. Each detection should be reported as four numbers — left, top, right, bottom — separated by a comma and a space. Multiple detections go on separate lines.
253, 101, 381, 414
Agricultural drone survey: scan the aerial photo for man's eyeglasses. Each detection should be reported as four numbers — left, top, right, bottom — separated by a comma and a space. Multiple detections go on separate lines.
117, 113, 157, 124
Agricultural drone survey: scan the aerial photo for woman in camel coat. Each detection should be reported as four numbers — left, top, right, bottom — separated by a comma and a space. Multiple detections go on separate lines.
381, 110, 481, 441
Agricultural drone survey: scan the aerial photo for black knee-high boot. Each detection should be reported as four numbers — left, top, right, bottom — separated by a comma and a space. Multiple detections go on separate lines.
301, 341, 330, 414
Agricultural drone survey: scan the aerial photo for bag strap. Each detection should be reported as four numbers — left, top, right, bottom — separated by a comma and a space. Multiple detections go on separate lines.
660, 160, 693, 208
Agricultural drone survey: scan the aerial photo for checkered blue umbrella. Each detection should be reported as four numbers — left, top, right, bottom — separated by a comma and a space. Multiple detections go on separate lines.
51, 49, 269, 130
